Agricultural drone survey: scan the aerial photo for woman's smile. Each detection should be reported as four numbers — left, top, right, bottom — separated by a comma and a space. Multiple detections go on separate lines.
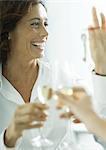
31, 41, 46, 50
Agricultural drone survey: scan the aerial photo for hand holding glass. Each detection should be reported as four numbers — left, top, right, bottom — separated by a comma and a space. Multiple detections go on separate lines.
31, 85, 53, 148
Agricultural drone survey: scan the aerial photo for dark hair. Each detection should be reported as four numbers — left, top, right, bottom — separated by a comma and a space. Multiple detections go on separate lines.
0, 0, 46, 64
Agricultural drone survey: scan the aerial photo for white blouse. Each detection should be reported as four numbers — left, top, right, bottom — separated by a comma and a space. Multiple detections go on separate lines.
0, 60, 69, 150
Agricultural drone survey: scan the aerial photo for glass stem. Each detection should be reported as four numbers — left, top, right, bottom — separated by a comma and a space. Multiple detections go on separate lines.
39, 128, 45, 139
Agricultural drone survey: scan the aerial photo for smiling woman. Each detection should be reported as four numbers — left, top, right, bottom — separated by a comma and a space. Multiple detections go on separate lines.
1, 0, 48, 102
0, 0, 77, 149
1, 0, 106, 150
0, 0, 51, 149
0, 0, 48, 64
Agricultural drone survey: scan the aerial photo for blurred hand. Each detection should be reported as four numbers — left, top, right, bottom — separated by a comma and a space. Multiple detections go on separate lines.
88, 7, 106, 75
4, 102, 49, 147
60, 111, 81, 123
56, 87, 86, 123
55, 87, 93, 124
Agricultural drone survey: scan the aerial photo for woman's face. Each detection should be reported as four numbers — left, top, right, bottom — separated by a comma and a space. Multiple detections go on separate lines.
10, 3, 48, 60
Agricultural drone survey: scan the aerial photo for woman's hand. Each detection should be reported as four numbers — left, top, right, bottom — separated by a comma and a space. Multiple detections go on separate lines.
56, 88, 106, 142
88, 7, 106, 75
56, 87, 86, 123
55, 87, 94, 124
4, 102, 49, 147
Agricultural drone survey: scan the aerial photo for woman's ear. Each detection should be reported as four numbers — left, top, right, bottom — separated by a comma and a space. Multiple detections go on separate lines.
8, 32, 11, 40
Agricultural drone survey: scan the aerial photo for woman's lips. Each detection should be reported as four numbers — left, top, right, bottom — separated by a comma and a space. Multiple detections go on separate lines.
32, 42, 45, 50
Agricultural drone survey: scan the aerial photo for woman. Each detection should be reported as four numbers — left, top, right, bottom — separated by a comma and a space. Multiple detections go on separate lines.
0, 0, 48, 148
0, 0, 69, 149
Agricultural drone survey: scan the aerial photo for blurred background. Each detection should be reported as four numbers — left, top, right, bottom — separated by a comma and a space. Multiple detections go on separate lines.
43, 0, 106, 93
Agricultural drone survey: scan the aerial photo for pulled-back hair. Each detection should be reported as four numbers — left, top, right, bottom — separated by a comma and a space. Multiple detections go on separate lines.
0, 0, 46, 64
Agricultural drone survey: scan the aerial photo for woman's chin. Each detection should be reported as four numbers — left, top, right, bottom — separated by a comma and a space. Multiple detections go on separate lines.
31, 51, 44, 59
31, 46, 45, 58
37, 53, 44, 58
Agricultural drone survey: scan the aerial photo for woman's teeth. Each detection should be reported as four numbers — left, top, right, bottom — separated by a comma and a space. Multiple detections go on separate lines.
32, 43, 45, 48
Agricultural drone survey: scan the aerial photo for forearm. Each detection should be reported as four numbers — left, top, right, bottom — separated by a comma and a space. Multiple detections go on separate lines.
83, 111, 106, 142
4, 126, 22, 148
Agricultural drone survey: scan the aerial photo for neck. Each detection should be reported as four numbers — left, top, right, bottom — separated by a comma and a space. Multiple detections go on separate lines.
3, 55, 39, 103
3, 53, 39, 85
5, 49, 38, 70
2, 52, 40, 103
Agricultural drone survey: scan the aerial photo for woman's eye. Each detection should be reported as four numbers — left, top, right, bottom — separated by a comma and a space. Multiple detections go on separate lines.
30, 22, 39, 28
30, 21, 48, 29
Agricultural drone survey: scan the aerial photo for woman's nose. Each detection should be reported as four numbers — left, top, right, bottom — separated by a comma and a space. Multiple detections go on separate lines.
40, 26, 49, 38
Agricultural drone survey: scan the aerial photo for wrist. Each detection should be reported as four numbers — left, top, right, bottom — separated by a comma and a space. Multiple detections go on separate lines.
82, 110, 99, 132
4, 125, 22, 148
92, 69, 106, 76
86, 113, 106, 139
84, 111, 106, 140
95, 65, 106, 76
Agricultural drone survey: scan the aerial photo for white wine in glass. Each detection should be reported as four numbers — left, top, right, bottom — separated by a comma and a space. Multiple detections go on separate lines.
31, 85, 53, 148
50, 59, 78, 149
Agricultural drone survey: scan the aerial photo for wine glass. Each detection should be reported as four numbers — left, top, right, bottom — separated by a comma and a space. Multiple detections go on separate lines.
31, 84, 53, 148
51, 59, 78, 149
53, 59, 92, 150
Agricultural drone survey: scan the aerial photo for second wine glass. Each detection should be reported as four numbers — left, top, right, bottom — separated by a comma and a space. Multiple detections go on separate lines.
31, 85, 53, 148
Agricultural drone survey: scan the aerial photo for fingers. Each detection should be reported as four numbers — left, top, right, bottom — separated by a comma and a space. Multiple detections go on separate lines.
56, 100, 65, 109
72, 87, 86, 100
72, 86, 86, 93
60, 112, 81, 123
26, 123, 43, 129
90, 7, 106, 31
101, 13, 106, 30
88, 28, 96, 59
56, 86, 86, 104
42, 86, 53, 100
92, 7, 99, 28
15, 112, 47, 124
56, 91, 74, 107
34, 103, 49, 110
14, 113, 47, 131
60, 111, 73, 119
88, 25, 104, 58
73, 118, 81, 123
101, 13, 105, 29
17, 122, 43, 130
16, 103, 49, 116
88, 26, 96, 40
13, 103, 49, 131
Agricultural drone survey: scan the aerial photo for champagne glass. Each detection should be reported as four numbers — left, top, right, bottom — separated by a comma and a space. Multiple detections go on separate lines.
31, 84, 53, 148
51, 59, 78, 149
53, 60, 91, 150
